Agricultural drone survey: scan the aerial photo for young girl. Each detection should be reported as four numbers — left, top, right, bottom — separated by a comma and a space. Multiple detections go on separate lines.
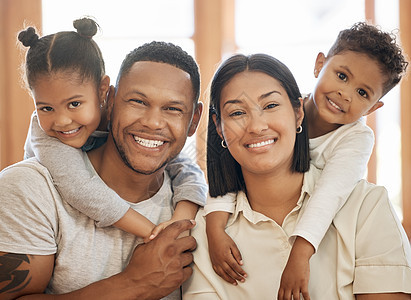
204, 22, 408, 299
18, 17, 207, 242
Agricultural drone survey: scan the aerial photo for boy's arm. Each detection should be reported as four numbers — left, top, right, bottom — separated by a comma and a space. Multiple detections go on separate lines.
166, 154, 208, 207
28, 112, 151, 236
292, 125, 374, 250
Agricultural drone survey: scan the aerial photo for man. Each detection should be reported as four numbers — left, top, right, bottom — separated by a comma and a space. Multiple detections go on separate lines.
0, 41, 203, 299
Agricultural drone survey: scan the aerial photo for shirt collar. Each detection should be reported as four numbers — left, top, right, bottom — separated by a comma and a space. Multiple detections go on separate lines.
228, 164, 321, 226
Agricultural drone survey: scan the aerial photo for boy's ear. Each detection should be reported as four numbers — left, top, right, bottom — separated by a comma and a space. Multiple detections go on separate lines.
188, 102, 203, 137
314, 52, 326, 78
99, 75, 110, 107
363, 100, 384, 116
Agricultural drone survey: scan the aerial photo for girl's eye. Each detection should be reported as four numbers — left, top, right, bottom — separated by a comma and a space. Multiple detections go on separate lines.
68, 101, 81, 109
357, 89, 368, 98
40, 106, 53, 112
264, 103, 278, 110
337, 72, 347, 82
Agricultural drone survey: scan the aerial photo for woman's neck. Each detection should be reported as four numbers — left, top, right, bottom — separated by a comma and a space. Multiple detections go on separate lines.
243, 168, 304, 225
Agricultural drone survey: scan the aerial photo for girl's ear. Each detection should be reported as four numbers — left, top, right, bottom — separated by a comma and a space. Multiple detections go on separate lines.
98, 75, 110, 107
314, 52, 326, 78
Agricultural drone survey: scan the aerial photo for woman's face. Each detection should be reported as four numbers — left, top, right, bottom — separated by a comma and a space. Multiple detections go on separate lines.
216, 70, 303, 176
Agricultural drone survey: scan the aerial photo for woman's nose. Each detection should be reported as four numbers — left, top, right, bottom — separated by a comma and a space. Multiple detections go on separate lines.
247, 109, 268, 134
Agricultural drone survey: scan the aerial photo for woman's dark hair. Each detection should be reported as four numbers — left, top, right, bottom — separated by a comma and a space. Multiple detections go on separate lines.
327, 22, 408, 96
18, 17, 105, 90
207, 53, 310, 197
116, 41, 200, 105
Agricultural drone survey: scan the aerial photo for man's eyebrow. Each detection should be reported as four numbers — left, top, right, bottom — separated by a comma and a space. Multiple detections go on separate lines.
123, 90, 147, 98
340, 65, 375, 95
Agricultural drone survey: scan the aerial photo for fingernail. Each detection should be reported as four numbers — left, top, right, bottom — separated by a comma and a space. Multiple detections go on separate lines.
190, 219, 196, 225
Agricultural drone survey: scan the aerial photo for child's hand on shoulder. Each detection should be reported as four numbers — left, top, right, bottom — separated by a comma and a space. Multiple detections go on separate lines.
277, 237, 314, 300
208, 230, 247, 286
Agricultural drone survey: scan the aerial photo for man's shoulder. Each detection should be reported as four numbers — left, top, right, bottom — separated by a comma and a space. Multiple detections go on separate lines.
0, 158, 54, 187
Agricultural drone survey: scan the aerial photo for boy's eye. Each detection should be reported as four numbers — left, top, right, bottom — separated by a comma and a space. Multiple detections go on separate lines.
337, 72, 347, 82
357, 89, 368, 98
40, 106, 53, 112
68, 101, 81, 109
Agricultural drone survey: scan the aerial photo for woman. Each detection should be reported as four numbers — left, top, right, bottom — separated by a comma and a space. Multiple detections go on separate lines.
183, 54, 411, 299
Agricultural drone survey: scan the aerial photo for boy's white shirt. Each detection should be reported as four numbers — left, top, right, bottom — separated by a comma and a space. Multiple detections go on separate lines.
204, 118, 374, 250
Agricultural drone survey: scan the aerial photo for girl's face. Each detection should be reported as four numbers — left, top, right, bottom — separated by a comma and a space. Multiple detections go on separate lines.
216, 71, 303, 176
32, 72, 109, 148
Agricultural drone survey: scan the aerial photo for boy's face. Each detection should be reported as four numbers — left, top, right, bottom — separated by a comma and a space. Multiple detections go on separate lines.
107, 61, 202, 175
312, 51, 385, 126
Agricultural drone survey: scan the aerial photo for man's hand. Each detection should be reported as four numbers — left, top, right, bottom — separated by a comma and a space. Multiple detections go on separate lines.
122, 219, 197, 299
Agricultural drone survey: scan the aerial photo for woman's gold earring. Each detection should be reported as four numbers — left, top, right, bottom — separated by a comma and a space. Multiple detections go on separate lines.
221, 139, 227, 148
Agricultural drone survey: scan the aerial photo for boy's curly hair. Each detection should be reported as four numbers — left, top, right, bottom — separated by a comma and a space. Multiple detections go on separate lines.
327, 22, 408, 96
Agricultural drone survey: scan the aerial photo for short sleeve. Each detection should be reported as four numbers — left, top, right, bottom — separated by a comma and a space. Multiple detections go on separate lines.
0, 162, 58, 255
353, 186, 411, 294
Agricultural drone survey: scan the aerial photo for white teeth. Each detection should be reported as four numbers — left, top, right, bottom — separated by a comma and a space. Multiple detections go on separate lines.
61, 128, 80, 134
134, 136, 165, 148
247, 139, 275, 148
328, 99, 343, 112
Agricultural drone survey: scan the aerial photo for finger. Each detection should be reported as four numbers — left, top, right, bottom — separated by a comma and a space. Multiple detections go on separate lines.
174, 235, 197, 253
221, 261, 244, 282
180, 251, 194, 268
301, 289, 310, 300
181, 265, 193, 283
161, 219, 196, 240
150, 226, 163, 239
213, 265, 237, 285
226, 255, 247, 278
292, 289, 301, 300
277, 288, 285, 300
230, 244, 243, 266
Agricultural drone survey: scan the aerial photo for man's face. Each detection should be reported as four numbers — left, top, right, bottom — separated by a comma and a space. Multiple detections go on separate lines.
107, 61, 201, 175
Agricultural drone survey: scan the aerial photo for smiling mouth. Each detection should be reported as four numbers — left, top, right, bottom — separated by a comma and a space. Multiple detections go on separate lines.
328, 99, 344, 112
60, 127, 80, 135
247, 138, 276, 148
134, 136, 165, 148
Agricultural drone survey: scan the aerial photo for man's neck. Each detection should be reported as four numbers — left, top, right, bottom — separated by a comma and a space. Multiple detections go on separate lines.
87, 138, 165, 204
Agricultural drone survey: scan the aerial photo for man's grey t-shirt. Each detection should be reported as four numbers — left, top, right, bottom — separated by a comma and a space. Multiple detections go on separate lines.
0, 155, 179, 299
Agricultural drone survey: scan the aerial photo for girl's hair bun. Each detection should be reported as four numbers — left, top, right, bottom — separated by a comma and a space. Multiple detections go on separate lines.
73, 17, 98, 38
18, 27, 39, 47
